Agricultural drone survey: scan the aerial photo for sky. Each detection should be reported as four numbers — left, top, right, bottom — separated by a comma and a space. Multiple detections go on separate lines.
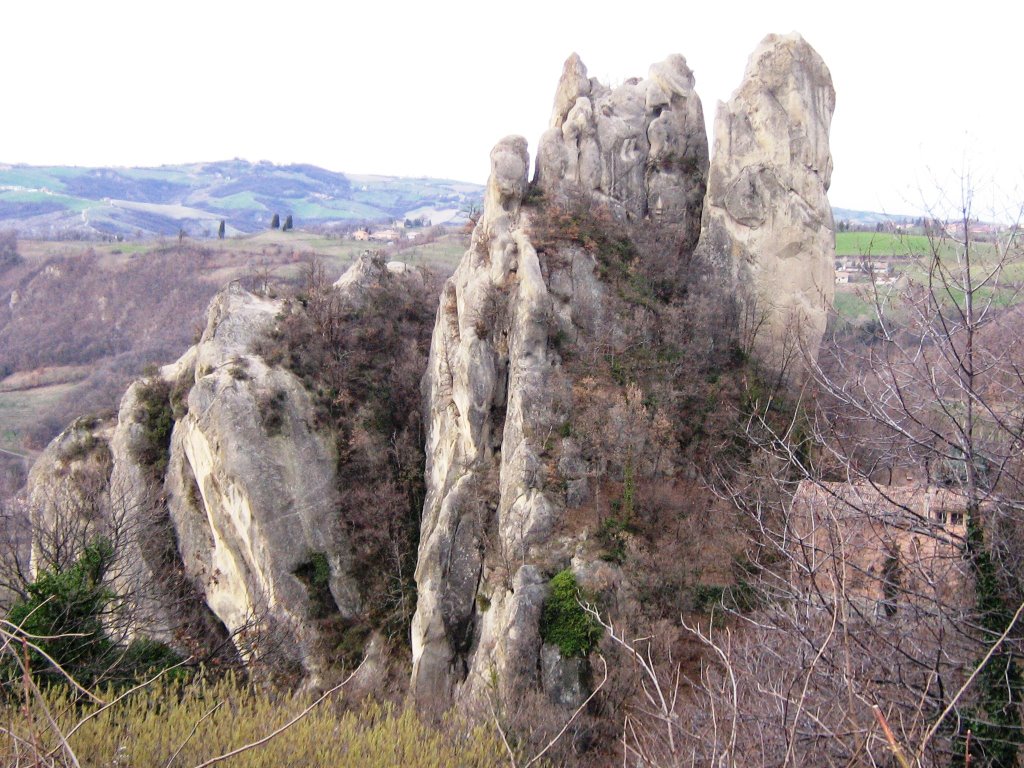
2, 1, 1021, 217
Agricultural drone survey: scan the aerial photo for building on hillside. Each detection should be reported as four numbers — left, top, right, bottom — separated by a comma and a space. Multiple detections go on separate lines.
789, 480, 973, 617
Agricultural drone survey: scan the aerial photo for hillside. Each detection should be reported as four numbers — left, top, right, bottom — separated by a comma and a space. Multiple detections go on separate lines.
0, 160, 924, 243
8, 33, 1024, 768
0, 228, 468, 496
0, 160, 484, 239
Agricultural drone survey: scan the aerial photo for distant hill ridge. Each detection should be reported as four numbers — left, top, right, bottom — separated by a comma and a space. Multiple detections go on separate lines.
0, 160, 484, 239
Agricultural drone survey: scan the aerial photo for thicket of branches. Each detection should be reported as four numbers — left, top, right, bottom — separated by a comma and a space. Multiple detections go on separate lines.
256, 258, 441, 655
650, 189, 1024, 767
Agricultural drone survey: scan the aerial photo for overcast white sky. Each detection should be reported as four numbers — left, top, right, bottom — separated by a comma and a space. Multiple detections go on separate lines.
2, 1, 1020, 216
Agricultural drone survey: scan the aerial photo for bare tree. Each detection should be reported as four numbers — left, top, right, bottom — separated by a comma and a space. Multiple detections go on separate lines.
678, 185, 1024, 766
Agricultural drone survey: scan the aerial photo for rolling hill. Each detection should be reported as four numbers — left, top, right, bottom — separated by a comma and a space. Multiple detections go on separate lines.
0, 160, 484, 239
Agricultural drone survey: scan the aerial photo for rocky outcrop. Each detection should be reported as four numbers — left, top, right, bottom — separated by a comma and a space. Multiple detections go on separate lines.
25, 249, 435, 680
411, 135, 555, 704
413, 35, 838, 710
694, 32, 836, 370
411, 49, 714, 711
412, 124, 621, 706
163, 284, 360, 678
334, 250, 424, 299
27, 419, 115, 578
23, 33, 838, 712
25, 395, 227, 653
535, 53, 709, 251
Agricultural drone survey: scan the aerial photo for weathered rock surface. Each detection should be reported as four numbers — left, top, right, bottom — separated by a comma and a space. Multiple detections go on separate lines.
413, 35, 838, 710
24, 248, 432, 680
411, 130, 597, 706
27, 419, 116, 578
535, 53, 709, 251
164, 284, 360, 677
694, 32, 836, 370
25, 392, 226, 652
411, 50, 717, 710
334, 250, 423, 298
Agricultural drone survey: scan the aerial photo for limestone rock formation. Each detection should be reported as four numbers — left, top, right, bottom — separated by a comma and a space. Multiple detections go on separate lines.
535, 53, 709, 251
334, 250, 423, 299
411, 50, 719, 710
411, 135, 556, 704
25, 390, 229, 654
27, 419, 116, 578
163, 284, 360, 678
411, 128, 605, 706
413, 36, 839, 711
24, 246, 437, 680
694, 32, 836, 370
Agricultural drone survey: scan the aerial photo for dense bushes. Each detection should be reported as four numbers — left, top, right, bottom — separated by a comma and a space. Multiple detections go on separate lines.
540, 570, 602, 658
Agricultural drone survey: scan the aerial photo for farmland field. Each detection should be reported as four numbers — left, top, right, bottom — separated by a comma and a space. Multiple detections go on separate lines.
0, 383, 78, 454
835, 231, 933, 256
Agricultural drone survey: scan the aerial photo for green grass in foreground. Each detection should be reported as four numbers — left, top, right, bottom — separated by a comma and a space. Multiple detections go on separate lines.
3, 675, 510, 767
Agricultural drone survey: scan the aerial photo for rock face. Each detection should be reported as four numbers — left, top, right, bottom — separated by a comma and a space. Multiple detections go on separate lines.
694, 33, 836, 370
412, 36, 837, 709
164, 284, 360, 678
411, 135, 557, 704
411, 53, 711, 711
535, 53, 709, 252
411, 127, 627, 706
334, 249, 424, 298
411, 47, 711, 711
25, 390, 232, 655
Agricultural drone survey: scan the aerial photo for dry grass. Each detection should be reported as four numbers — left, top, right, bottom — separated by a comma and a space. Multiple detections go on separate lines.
0, 383, 78, 454
1, 675, 508, 767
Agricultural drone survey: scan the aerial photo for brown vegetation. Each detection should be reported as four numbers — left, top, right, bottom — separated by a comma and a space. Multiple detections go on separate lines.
256, 259, 442, 653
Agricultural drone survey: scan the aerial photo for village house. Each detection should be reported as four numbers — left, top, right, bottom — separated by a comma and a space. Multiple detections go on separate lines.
789, 480, 972, 617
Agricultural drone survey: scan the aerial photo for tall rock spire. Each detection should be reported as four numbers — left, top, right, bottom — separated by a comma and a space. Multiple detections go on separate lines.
694, 32, 836, 373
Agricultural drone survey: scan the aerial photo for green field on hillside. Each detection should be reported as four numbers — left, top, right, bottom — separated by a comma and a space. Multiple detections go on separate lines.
835, 231, 933, 256
0, 189, 92, 211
